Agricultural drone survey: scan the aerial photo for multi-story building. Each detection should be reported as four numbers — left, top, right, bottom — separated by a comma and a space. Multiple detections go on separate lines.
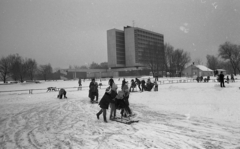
107, 26, 164, 69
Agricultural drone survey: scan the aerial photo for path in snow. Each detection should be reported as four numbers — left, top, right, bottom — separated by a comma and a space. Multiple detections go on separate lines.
0, 94, 240, 149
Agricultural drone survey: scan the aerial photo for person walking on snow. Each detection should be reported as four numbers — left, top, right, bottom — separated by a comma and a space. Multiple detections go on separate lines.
89, 78, 99, 102
78, 78, 82, 90
96, 84, 118, 123
121, 78, 127, 90
219, 72, 225, 87
141, 79, 146, 92
135, 78, 142, 91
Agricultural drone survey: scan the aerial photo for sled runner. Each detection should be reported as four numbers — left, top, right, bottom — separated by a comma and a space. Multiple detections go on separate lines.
90, 100, 98, 104
111, 117, 139, 125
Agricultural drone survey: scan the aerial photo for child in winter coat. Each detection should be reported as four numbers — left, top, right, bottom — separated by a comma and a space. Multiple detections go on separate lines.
57, 88, 67, 99
120, 82, 132, 116
97, 83, 118, 123
110, 90, 125, 120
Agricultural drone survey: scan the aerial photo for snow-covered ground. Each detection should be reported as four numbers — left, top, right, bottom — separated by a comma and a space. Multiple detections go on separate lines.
0, 77, 240, 149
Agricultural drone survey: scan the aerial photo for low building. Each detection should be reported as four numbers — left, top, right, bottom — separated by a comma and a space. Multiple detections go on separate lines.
60, 67, 150, 80
214, 69, 226, 76
182, 65, 213, 78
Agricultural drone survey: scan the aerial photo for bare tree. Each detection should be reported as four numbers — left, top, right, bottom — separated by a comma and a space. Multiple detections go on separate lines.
9, 54, 28, 82
172, 49, 191, 77
25, 58, 37, 80
38, 64, 53, 81
141, 42, 163, 78
0, 56, 12, 83
206, 55, 219, 70
164, 43, 174, 76
218, 42, 240, 75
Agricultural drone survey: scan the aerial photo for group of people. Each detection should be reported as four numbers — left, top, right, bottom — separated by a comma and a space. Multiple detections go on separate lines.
94, 78, 132, 123
196, 76, 210, 83
127, 78, 158, 92
58, 77, 158, 123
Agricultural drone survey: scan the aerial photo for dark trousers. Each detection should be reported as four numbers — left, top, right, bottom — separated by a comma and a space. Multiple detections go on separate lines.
90, 92, 99, 101
109, 103, 116, 119
97, 109, 107, 122
220, 81, 225, 87
137, 84, 141, 91
141, 85, 145, 92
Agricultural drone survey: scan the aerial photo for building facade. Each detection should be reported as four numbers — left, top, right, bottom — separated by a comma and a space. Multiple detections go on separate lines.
107, 26, 164, 69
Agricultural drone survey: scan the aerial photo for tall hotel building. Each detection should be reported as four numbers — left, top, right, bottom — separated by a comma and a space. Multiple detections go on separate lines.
107, 26, 164, 69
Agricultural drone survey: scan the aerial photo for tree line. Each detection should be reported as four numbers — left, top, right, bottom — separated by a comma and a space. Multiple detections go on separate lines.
206, 41, 240, 75
0, 54, 54, 83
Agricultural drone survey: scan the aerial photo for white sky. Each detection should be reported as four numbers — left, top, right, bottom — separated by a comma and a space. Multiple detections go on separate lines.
0, 0, 240, 68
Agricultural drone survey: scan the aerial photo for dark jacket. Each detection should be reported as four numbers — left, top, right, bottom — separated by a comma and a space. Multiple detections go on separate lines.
108, 78, 114, 87
89, 82, 98, 93
135, 78, 141, 85
99, 90, 117, 109
219, 74, 224, 82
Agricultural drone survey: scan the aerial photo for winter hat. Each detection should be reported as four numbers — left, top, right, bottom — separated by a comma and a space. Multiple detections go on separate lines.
111, 83, 118, 91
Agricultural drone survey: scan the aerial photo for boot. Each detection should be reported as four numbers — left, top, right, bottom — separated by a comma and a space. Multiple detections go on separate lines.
103, 116, 108, 123
96, 114, 100, 119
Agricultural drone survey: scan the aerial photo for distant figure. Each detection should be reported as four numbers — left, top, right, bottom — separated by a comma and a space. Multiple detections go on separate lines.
231, 74, 235, 82
225, 76, 229, 84
154, 81, 158, 91
108, 77, 114, 88
121, 78, 127, 90
57, 88, 67, 99
135, 78, 142, 91
141, 79, 146, 92
78, 78, 82, 90
129, 79, 136, 92
219, 72, 225, 87
89, 78, 99, 102
207, 76, 210, 82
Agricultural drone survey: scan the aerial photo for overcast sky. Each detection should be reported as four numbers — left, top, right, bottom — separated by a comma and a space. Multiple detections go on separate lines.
0, 0, 240, 69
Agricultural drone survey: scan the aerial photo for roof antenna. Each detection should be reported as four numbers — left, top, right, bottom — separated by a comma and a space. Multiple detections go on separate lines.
132, 20, 135, 27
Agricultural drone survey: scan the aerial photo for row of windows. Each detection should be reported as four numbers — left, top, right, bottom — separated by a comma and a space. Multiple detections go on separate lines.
136, 38, 163, 44
135, 41, 163, 47
116, 43, 125, 47
116, 51, 125, 55
135, 34, 163, 41
135, 30, 163, 38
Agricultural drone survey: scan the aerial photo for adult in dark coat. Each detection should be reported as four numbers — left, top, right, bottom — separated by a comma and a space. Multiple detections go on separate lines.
219, 72, 225, 87
97, 85, 118, 123
89, 78, 99, 102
